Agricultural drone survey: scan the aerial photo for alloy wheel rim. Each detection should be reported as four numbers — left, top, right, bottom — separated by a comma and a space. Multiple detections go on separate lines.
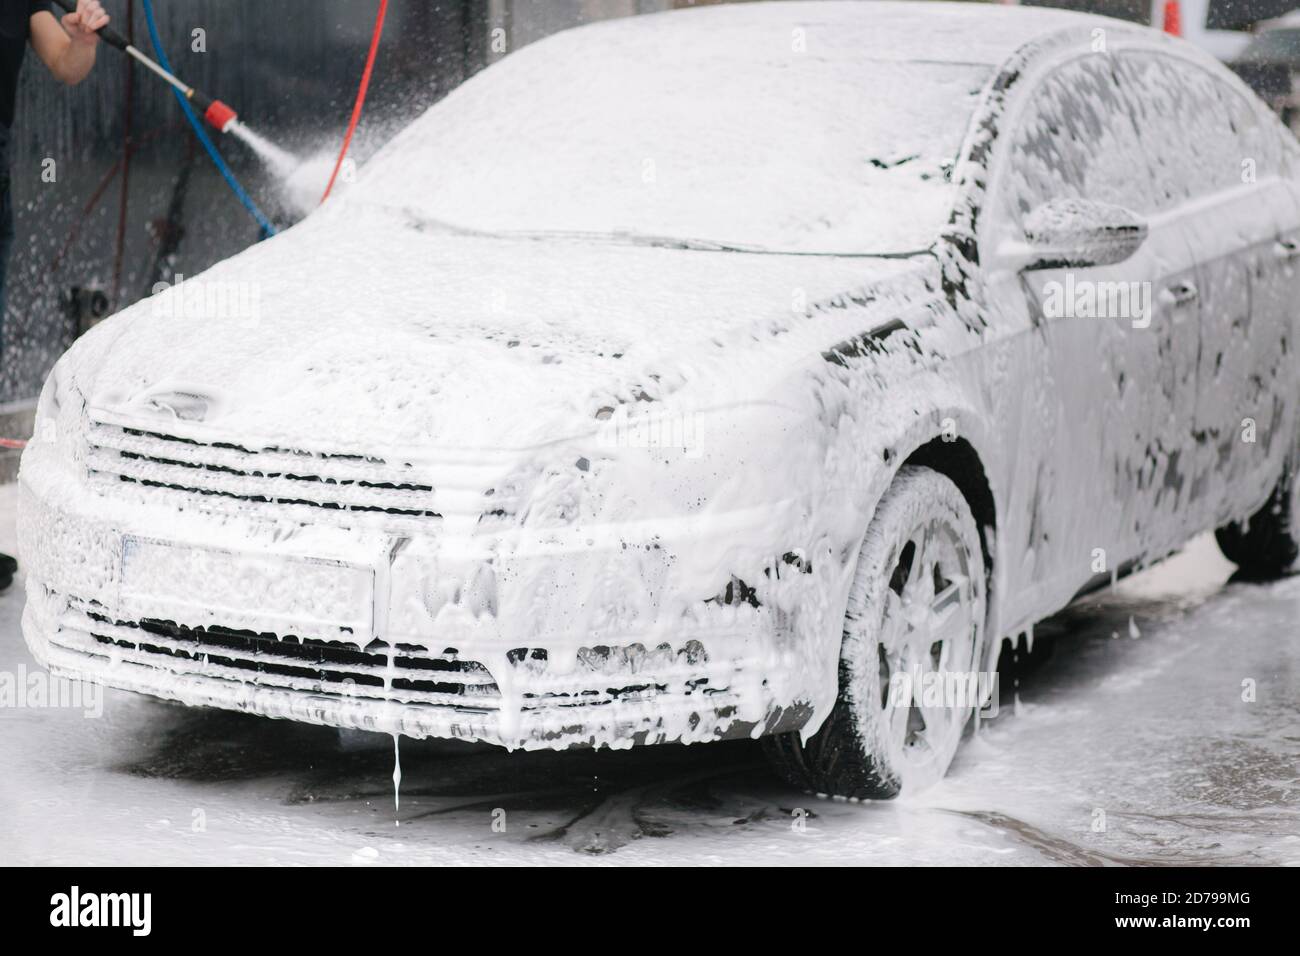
875, 517, 979, 772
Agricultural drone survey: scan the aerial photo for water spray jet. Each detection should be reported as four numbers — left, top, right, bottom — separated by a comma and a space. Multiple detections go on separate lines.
54, 0, 387, 234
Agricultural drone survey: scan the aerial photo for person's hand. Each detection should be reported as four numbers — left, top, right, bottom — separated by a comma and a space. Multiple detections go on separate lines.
62, 0, 109, 47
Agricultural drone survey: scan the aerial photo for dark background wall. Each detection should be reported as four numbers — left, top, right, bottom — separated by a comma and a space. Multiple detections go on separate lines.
3, 0, 493, 404
1021, 0, 1150, 23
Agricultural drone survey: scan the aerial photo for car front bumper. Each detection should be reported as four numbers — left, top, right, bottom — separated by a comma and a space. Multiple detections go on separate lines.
18, 437, 815, 749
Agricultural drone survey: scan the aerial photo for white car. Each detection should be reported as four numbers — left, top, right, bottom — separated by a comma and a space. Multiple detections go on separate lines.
20, 1, 1300, 798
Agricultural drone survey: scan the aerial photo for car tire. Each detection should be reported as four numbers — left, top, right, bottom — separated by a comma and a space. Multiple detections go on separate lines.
1214, 468, 1300, 579
763, 465, 987, 799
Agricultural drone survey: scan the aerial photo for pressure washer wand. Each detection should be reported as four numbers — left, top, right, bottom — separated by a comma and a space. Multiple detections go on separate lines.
50, 0, 239, 132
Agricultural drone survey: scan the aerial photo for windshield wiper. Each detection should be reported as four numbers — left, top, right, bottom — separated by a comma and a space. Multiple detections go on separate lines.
394, 206, 929, 259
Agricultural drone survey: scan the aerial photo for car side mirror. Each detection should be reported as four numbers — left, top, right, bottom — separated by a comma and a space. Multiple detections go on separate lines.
1003, 198, 1148, 271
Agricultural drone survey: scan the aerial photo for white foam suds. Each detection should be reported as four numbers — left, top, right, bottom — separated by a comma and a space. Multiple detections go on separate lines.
282, 154, 338, 216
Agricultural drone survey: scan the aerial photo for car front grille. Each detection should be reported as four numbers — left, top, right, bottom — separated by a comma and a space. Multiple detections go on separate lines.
86, 420, 445, 519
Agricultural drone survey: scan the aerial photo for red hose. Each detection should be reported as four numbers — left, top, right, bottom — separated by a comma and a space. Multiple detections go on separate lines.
112, 0, 136, 309
321, 0, 388, 204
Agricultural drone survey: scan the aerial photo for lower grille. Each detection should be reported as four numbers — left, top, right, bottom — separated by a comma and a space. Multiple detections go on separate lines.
50, 600, 740, 715
55, 601, 501, 711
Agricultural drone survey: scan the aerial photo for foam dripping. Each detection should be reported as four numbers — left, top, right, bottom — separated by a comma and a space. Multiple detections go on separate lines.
392, 733, 402, 822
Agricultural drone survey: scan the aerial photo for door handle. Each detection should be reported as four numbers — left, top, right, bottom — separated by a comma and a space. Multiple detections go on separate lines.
1159, 281, 1198, 307
1274, 238, 1300, 260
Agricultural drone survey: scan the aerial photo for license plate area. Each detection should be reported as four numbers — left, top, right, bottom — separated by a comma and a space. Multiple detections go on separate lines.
119, 536, 376, 644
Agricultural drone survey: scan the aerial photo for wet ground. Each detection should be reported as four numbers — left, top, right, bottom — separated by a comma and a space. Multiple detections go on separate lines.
1, 482, 1296, 865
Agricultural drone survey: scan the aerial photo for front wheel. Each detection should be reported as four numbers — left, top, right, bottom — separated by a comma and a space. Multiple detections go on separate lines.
763, 466, 987, 799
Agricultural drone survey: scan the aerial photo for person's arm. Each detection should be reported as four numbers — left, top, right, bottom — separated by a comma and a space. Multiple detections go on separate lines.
29, 0, 109, 86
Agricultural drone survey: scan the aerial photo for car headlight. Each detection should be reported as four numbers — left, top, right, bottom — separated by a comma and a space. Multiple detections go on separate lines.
30, 360, 84, 455
33, 372, 60, 444
583, 398, 819, 522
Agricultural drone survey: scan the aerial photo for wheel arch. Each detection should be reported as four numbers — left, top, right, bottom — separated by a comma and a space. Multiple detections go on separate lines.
887, 422, 1005, 674
901, 435, 997, 578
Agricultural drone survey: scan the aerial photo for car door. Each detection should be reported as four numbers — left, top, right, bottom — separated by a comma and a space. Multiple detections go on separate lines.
1123, 52, 1300, 529
980, 50, 1202, 604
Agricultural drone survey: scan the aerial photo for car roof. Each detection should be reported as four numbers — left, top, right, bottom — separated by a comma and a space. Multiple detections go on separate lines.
354, 1, 1186, 256
578, 1, 1115, 67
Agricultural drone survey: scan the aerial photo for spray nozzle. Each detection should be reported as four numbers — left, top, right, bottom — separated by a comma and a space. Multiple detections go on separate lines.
187, 89, 237, 133
203, 100, 239, 134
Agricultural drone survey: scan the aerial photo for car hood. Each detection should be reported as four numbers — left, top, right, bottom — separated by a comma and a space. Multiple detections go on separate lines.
69, 203, 930, 454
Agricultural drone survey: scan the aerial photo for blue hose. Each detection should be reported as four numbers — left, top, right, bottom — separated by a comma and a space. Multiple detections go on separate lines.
139, 0, 276, 238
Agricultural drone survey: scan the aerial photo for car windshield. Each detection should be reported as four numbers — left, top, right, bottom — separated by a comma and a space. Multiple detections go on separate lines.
354, 28, 991, 256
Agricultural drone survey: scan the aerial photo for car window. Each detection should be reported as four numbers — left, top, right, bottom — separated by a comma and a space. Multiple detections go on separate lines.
1120, 52, 1281, 209
996, 53, 1156, 231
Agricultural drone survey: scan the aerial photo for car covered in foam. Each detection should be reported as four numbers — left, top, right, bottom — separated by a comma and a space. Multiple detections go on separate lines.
20, 1, 1300, 797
